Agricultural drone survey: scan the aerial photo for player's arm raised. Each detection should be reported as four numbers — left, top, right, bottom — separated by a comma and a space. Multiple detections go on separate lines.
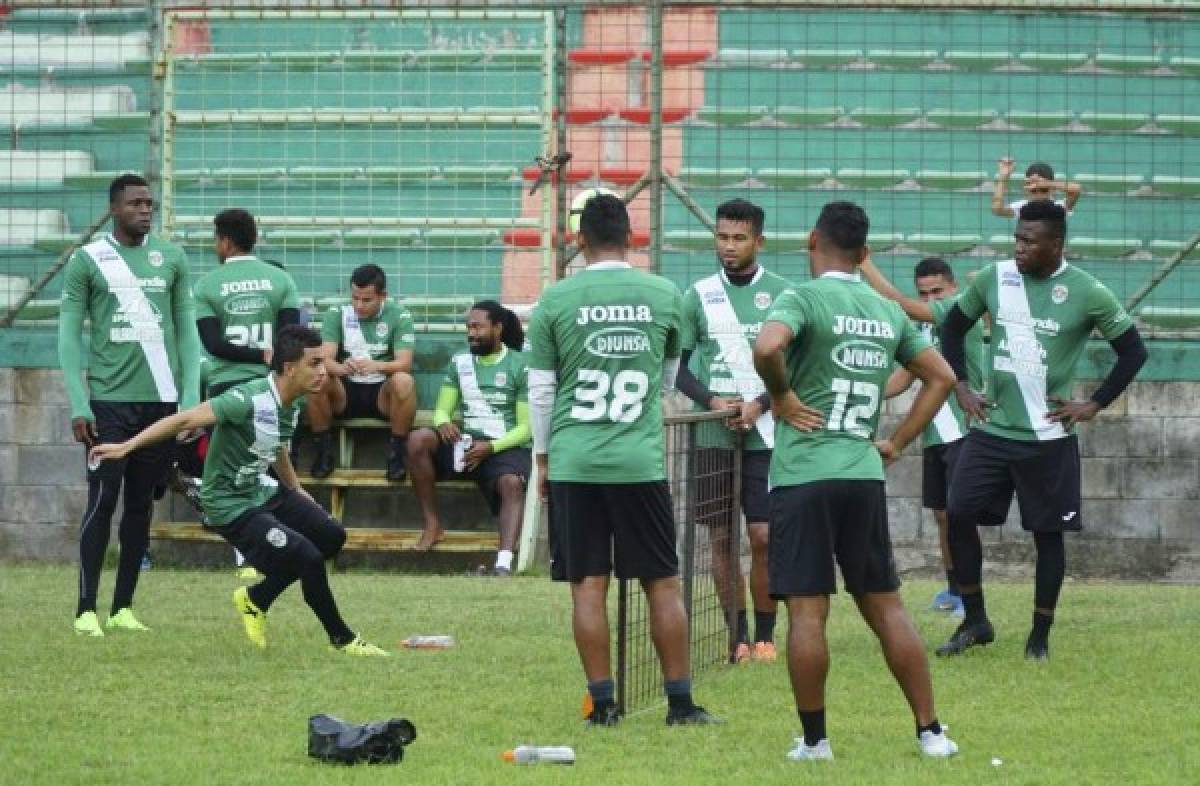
876, 348, 954, 464
89, 402, 218, 464
860, 253, 935, 324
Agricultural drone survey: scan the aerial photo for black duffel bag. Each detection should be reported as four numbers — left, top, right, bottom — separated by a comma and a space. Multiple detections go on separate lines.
307, 714, 417, 765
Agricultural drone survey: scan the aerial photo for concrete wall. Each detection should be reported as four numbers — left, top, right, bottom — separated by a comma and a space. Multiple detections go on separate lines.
2, 368, 1198, 580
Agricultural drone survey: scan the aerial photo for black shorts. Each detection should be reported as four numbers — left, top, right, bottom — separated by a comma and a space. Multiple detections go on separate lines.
342, 379, 385, 420
921, 441, 963, 511
695, 448, 770, 526
947, 430, 1081, 533
218, 487, 346, 574
433, 442, 531, 515
87, 400, 177, 484
548, 480, 678, 582
768, 480, 900, 597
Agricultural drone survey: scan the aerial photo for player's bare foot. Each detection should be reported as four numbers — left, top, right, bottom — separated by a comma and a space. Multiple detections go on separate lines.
412, 528, 445, 552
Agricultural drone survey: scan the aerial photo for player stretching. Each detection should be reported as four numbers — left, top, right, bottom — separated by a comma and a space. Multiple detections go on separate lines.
677, 198, 789, 662
753, 201, 959, 760
860, 255, 989, 616
936, 200, 1146, 660
59, 173, 201, 637
89, 326, 389, 656
528, 194, 718, 726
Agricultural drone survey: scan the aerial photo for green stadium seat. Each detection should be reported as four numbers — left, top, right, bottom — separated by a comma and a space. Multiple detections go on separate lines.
835, 168, 910, 189
914, 170, 988, 190
440, 165, 519, 184
261, 229, 340, 247
848, 107, 922, 128
0, 31, 149, 70
91, 113, 150, 131
31, 234, 75, 253
1077, 112, 1152, 132
1072, 173, 1146, 193
173, 108, 542, 129
696, 106, 769, 126
1094, 54, 1162, 73
423, 228, 501, 248
716, 48, 789, 66
765, 232, 810, 253
1155, 115, 1200, 136
408, 49, 487, 68
1005, 110, 1074, 130
1067, 237, 1143, 258
1134, 307, 1200, 329
210, 166, 287, 184
1168, 56, 1200, 77
942, 50, 1013, 71
791, 49, 863, 68
905, 234, 982, 255
365, 166, 441, 182
478, 49, 544, 67
987, 234, 1016, 255
867, 233, 905, 252
678, 167, 753, 187
1149, 240, 1199, 259
755, 168, 834, 189
341, 228, 422, 247
1017, 52, 1089, 72
0, 84, 135, 126
925, 109, 999, 129
663, 230, 712, 250
866, 49, 938, 69
1, 150, 93, 184
287, 166, 365, 181
773, 106, 843, 126
1150, 176, 1200, 196
1, 209, 69, 247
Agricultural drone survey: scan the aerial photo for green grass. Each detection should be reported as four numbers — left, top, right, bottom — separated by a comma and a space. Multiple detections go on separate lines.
2, 564, 1197, 784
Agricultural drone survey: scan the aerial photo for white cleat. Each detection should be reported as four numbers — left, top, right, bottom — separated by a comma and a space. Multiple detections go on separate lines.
787, 737, 834, 761
918, 730, 959, 757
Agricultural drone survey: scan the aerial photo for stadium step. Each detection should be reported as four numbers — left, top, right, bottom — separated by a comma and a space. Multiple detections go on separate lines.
1073, 173, 1147, 193
848, 107, 922, 128
172, 108, 543, 129
791, 48, 863, 68
925, 109, 1000, 129
1017, 52, 1090, 72
714, 48, 788, 67
1067, 237, 1144, 258
1150, 176, 1200, 197
773, 106, 843, 126
1004, 110, 1076, 130
1094, 53, 1163, 73
865, 49, 939, 69
149, 523, 499, 553
835, 168, 911, 189
1, 150, 94, 185
1078, 112, 1152, 132
755, 168, 833, 189
913, 170, 989, 190
905, 234, 983, 255
695, 106, 769, 126
941, 50, 1014, 71
678, 167, 753, 187
0, 209, 69, 247
1169, 56, 1200, 77
1154, 115, 1200, 136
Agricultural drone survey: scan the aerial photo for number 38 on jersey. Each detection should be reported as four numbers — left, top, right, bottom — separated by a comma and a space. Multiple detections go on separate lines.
570, 369, 649, 423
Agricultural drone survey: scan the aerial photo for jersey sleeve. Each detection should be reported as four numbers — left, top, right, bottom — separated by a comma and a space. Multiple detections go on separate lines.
209, 386, 254, 425
60, 250, 91, 315
514, 353, 529, 401
763, 288, 807, 338
955, 266, 991, 321
664, 287, 683, 360
679, 286, 703, 352
526, 296, 557, 371
1086, 279, 1135, 340
928, 297, 950, 327
279, 272, 300, 310
894, 311, 933, 366
392, 307, 416, 352
319, 305, 342, 344
192, 278, 217, 320
442, 356, 461, 392
170, 248, 194, 321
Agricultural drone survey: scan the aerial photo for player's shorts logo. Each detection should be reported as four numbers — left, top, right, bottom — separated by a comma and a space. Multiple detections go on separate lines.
754, 292, 772, 310
149, 250, 164, 268
376, 322, 389, 338
266, 527, 288, 548
1051, 284, 1068, 304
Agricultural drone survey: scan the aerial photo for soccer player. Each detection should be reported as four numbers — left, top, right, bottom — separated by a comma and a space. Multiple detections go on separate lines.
753, 201, 959, 760
407, 300, 531, 565
859, 255, 989, 616
88, 325, 389, 656
936, 200, 1147, 660
307, 264, 417, 482
676, 198, 789, 663
59, 173, 201, 637
991, 157, 1082, 220
528, 194, 718, 726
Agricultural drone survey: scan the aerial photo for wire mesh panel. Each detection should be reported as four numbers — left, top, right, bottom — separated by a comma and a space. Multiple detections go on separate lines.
616, 409, 742, 714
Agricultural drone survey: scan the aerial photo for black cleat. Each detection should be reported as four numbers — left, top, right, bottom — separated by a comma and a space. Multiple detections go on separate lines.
310, 434, 335, 479
385, 450, 407, 483
935, 620, 996, 657
1024, 634, 1050, 662
585, 703, 621, 727
666, 704, 722, 726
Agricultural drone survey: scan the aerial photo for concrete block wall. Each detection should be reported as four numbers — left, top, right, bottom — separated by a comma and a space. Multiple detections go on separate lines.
2, 369, 1198, 579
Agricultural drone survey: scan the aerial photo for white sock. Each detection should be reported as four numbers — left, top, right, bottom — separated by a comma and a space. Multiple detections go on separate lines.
234, 549, 245, 567
495, 550, 514, 571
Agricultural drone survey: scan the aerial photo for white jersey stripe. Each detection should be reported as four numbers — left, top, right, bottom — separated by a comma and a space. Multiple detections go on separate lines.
993, 260, 1066, 441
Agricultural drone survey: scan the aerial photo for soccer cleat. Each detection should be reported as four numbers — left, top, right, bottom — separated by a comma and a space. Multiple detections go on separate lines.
585, 703, 621, 727
1024, 634, 1050, 662
337, 636, 391, 657
74, 611, 104, 637
753, 641, 778, 663
385, 448, 407, 483
666, 704, 723, 726
787, 737, 834, 761
935, 620, 995, 657
729, 641, 752, 664
492, 566, 513, 578
236, 566, 262, 581
918, 730, 959, 757
233, 586, 267, 649
106, 607, 150, 632
310, 434, 335, 479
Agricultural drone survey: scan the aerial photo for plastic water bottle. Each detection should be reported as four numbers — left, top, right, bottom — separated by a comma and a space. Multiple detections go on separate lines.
453, 434, 473, 472
502, 745, 576, 765
400, 635, 455, 649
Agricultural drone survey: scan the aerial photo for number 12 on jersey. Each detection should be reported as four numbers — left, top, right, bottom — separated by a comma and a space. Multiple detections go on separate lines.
827, 378, 879, 438
570, 369, 649, 423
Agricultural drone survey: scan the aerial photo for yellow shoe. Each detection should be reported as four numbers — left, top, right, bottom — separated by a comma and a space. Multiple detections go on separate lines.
232, 586, 267, 649
236, 566, 261, 581
336, 635, 390, 657
74, 611, 104, 637
753, 641, 778, 663
106, 608, 150, 632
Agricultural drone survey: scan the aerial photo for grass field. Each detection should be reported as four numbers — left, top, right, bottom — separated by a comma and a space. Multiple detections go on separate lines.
2, 564, 1197, 785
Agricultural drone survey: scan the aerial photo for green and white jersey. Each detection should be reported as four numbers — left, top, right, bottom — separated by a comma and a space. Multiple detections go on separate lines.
60, 233, 192, 403
765, 272, 931, 487
681, 267, 791, 451
444, 347, 529, 442
920, 297, 987, 448
192, 255, 299, 390
319, 300, 416, 384
201, 375, 301, 527
527, 261, 683, 483
957, 260, 1133, 442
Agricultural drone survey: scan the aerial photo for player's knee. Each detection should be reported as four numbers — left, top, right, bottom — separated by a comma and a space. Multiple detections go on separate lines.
389, 371, 415, 398
747, 523, 769, 551
496, 473, 524, 499
292, 538, 326, 573
407, 428, 438, 457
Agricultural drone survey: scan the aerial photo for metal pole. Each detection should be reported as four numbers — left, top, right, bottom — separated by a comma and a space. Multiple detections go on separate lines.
539, 10, 556, 291
158, 9, 177, 236
647, 0, 664, 274
553, 7, 569, 283
616, 578, 629, 715
145, 0, 163, 195
1125, 231, 1200, 314
681, 420, 697, 626
0, 211, 111, 328
663, 172, 716, 233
